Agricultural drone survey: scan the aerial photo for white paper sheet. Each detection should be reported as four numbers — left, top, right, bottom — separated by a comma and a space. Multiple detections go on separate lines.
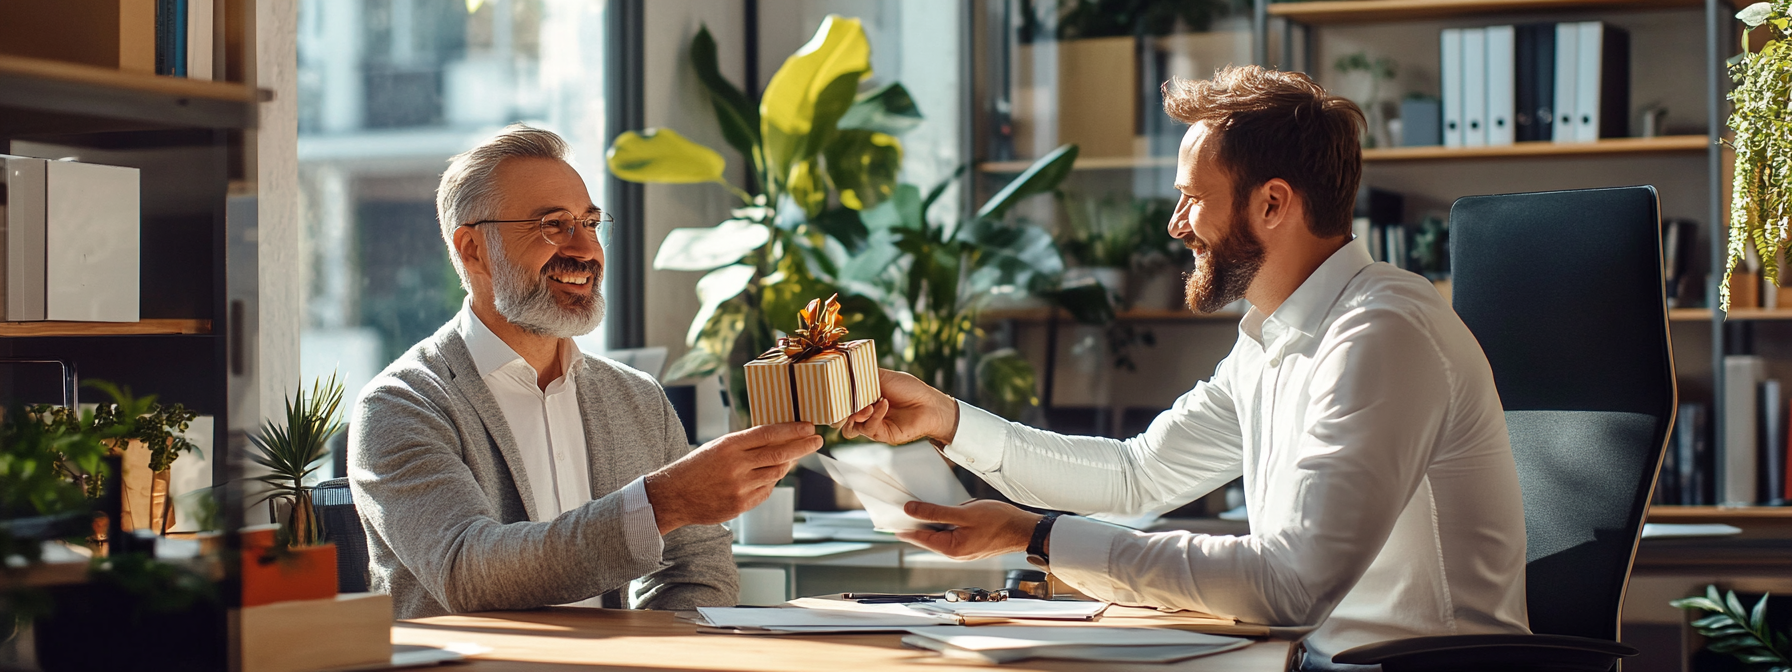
730, 541, 873, 558
697, 600, 956, 631
1641, 523, 1743, 539
907, 599, 1110, 621
901, 626, 1250, 664
816, 454, 938, 531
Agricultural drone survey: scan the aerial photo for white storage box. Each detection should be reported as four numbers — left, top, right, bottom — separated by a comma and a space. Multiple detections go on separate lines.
0, 155, 140, 322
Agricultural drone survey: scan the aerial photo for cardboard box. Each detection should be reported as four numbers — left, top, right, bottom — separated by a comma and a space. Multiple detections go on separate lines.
745, 340, 880, 426
0, 155, 141, 322
0, 0, 155, 73
239, 592, 392, 672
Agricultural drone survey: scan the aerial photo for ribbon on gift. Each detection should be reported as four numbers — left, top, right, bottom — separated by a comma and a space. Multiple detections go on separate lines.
752, 294, 863, 423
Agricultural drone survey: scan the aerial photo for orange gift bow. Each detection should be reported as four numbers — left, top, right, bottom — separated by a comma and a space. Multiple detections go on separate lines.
753, 294, 867, 423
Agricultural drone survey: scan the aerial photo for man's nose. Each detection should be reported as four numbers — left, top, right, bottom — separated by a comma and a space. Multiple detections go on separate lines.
1167, 210, 1192, 239
559, 228, 604, 262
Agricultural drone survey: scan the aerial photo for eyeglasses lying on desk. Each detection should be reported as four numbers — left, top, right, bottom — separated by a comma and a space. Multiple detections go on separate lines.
846, 588, 1011, 604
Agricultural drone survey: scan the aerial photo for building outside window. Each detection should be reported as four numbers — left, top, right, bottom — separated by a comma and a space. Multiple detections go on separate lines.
297, 0, 610, 425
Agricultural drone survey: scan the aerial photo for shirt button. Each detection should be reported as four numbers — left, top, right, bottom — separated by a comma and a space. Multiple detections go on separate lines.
1268, 357, 1281, 367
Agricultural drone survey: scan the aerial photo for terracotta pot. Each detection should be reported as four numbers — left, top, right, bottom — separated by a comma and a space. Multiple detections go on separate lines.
239, 527, 338, 608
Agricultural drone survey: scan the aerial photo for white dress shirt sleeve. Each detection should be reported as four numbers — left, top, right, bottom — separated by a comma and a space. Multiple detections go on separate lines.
1046, 309, 1455, 626
942, 354, 1248, 517
618, 475, 665, 563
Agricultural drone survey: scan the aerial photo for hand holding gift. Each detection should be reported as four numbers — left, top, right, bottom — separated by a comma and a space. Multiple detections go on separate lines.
743, 295, 880, 426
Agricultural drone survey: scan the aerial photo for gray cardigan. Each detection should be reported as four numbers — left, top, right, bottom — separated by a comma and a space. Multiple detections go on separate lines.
347, 319, 737, 619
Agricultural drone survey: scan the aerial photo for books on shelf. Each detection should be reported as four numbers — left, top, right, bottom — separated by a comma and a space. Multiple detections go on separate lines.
1435, 22, 1628, 148
155, 0, 217, 79
1723, 356, 1767, 505
1762, 380, 1785, 505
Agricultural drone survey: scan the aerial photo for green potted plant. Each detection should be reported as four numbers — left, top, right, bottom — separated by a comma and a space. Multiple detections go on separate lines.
1722, 2, 1792, 310
31, 383, 200, 536
243, 374, 345, 607
818, 145, 1102, 419
1673, 584, 1792, 668
607, 16, 916, 426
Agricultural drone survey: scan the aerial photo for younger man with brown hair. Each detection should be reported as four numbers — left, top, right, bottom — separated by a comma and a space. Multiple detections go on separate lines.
841, 66, 1530, 670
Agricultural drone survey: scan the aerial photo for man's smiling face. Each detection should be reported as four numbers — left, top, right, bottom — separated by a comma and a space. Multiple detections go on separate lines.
1167, 121, 1266, 313
482, 156, 606, 337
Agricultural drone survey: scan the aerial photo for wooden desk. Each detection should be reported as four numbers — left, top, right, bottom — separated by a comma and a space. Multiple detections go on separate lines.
393, 608, 1295, 671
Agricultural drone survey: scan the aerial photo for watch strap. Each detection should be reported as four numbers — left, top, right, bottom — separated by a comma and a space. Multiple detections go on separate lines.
1027, 512, 1061, 564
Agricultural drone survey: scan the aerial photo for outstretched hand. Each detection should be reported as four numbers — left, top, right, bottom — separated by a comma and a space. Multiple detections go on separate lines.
895, 500, 1042, 561
644, 422, 822, 535
840, 369, 959, 446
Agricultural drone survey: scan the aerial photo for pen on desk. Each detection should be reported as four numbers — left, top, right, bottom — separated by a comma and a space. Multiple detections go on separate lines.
841, 593, 933, 600
855, 596, 936, 604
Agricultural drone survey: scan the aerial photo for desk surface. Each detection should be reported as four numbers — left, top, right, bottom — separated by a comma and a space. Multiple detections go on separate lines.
393, 608, 1294, 671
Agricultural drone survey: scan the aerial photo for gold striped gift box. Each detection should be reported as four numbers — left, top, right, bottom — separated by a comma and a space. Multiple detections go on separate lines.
744, 339, 880, 426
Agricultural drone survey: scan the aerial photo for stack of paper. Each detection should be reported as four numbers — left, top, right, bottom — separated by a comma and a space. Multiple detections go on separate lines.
901, 626, 1250, 664
909, 599, 1110, 621
695, 598, 958, 633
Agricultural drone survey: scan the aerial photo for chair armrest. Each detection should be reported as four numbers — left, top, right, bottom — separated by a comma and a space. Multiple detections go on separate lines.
1332, 634, 1637, 672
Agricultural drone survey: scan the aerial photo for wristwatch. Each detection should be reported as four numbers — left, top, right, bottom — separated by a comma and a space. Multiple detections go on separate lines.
1026, 512, 1061, 571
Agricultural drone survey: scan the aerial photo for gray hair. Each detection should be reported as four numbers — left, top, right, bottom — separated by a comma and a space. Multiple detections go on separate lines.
436, 124, 571, 289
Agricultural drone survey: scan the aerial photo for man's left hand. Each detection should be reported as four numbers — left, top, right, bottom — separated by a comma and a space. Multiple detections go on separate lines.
896, 500, 1042, 561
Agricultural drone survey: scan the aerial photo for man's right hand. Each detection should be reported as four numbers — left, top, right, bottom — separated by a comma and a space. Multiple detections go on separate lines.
644, 422, 822, 535
839, 369, 959, 446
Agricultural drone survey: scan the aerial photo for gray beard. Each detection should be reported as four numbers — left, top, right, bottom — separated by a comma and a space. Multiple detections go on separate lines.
489, 244, 605, 338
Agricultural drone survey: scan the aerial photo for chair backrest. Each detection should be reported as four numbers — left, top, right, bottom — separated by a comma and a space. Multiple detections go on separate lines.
313, 477, 370, 593
1448, 186, 1676, 643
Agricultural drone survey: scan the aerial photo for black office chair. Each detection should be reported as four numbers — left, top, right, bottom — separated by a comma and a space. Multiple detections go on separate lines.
313, 477, 371, 593
1334, 186, 1675, 672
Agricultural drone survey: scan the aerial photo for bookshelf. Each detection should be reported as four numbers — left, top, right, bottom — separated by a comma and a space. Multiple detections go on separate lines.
976, 135, 1708, 172
0, 7, 257, 668
1649, 505, 1792, 522
1265, 0, 1746, 24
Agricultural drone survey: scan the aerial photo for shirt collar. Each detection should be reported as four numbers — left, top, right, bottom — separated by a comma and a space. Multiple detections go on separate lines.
1242, 238, 1376, 348
458, 303, 581, 382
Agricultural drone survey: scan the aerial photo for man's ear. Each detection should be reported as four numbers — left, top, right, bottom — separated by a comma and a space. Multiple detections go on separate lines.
454, 226, 489, 280
1257, 178, 1296, 232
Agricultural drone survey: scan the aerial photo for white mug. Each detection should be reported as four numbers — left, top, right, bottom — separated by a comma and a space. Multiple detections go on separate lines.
734, 486, 795, 545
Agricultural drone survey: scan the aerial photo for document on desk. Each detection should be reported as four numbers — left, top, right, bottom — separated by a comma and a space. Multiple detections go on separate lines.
697, 599, 958, 633
901, 626, 1251, 664
909, 599, 1110, 621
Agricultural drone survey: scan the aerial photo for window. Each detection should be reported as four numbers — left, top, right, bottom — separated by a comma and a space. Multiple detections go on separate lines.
297, 0, 611, 423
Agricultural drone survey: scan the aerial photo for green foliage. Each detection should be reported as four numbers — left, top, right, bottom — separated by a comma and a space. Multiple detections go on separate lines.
1723, 2, 1792, 310
1056, 192, 1177, 269
249, 375, 345, 548
612, 17, 918, 425
1673, 584, 1792, 670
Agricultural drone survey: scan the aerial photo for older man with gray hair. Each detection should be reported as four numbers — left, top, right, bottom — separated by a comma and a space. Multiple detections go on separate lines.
349, 124, 821, 618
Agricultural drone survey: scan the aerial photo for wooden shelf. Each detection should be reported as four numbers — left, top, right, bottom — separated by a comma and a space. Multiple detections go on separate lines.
978, 136, 1708, 173
0, 54, 260, 132
0, 319, 210, 337
1648, 505, 1792, 523
1267, 0, 1733, 25
1362, 135, 1709, 161
1669, 308, 1792, 322
981, 308, 1245, 323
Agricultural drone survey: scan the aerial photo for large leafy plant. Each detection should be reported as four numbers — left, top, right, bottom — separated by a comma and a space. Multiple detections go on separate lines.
820, 145, 1110, 419
1674, 585, 1792, 669
1724, 2, 1792, 310
249, 375, 345, 548
608, 17, 914, 423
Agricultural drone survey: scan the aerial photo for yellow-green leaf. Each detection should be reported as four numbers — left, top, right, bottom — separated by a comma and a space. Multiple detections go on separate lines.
761, 16, 871, 182
787, 158, 830, 217
825, 130, 903, 211
606, 128, 727, 184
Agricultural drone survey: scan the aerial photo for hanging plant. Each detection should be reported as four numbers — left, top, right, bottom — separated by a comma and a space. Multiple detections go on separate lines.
1723, 2, 1792, 310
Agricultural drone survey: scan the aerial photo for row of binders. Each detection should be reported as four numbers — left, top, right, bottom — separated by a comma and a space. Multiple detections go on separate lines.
1656, 363, 1791, 506
1440, 22, 1629, 147
157, 0, 219, 78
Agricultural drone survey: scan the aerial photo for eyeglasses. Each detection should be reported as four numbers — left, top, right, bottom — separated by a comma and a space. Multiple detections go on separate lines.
461, 208, 614, 246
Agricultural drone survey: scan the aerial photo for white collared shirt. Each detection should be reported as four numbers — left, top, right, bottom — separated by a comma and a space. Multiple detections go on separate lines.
946, 241, 1529, 664
458, 307, 662, 565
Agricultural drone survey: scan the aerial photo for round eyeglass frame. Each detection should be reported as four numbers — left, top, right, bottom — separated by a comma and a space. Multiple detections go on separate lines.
460, 208, 614, 246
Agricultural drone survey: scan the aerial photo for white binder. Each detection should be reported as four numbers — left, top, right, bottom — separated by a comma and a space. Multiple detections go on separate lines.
1441, 29, 1464, 148
1486, 25, 1516, 145
1723, 356, 1766, 505
1575, 21, 1604, 141
1553, 22, 1580, 142
1463, 28, 1487, 147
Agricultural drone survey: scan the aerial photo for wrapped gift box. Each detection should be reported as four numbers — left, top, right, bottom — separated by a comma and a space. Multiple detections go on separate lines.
746, 339, 879, 426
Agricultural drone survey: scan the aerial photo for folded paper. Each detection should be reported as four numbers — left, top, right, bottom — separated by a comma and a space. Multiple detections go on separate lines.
744, 295, 880, 426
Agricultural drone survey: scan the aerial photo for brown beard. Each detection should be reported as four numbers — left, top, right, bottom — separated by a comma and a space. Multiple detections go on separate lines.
1184, 205, 1266, 313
